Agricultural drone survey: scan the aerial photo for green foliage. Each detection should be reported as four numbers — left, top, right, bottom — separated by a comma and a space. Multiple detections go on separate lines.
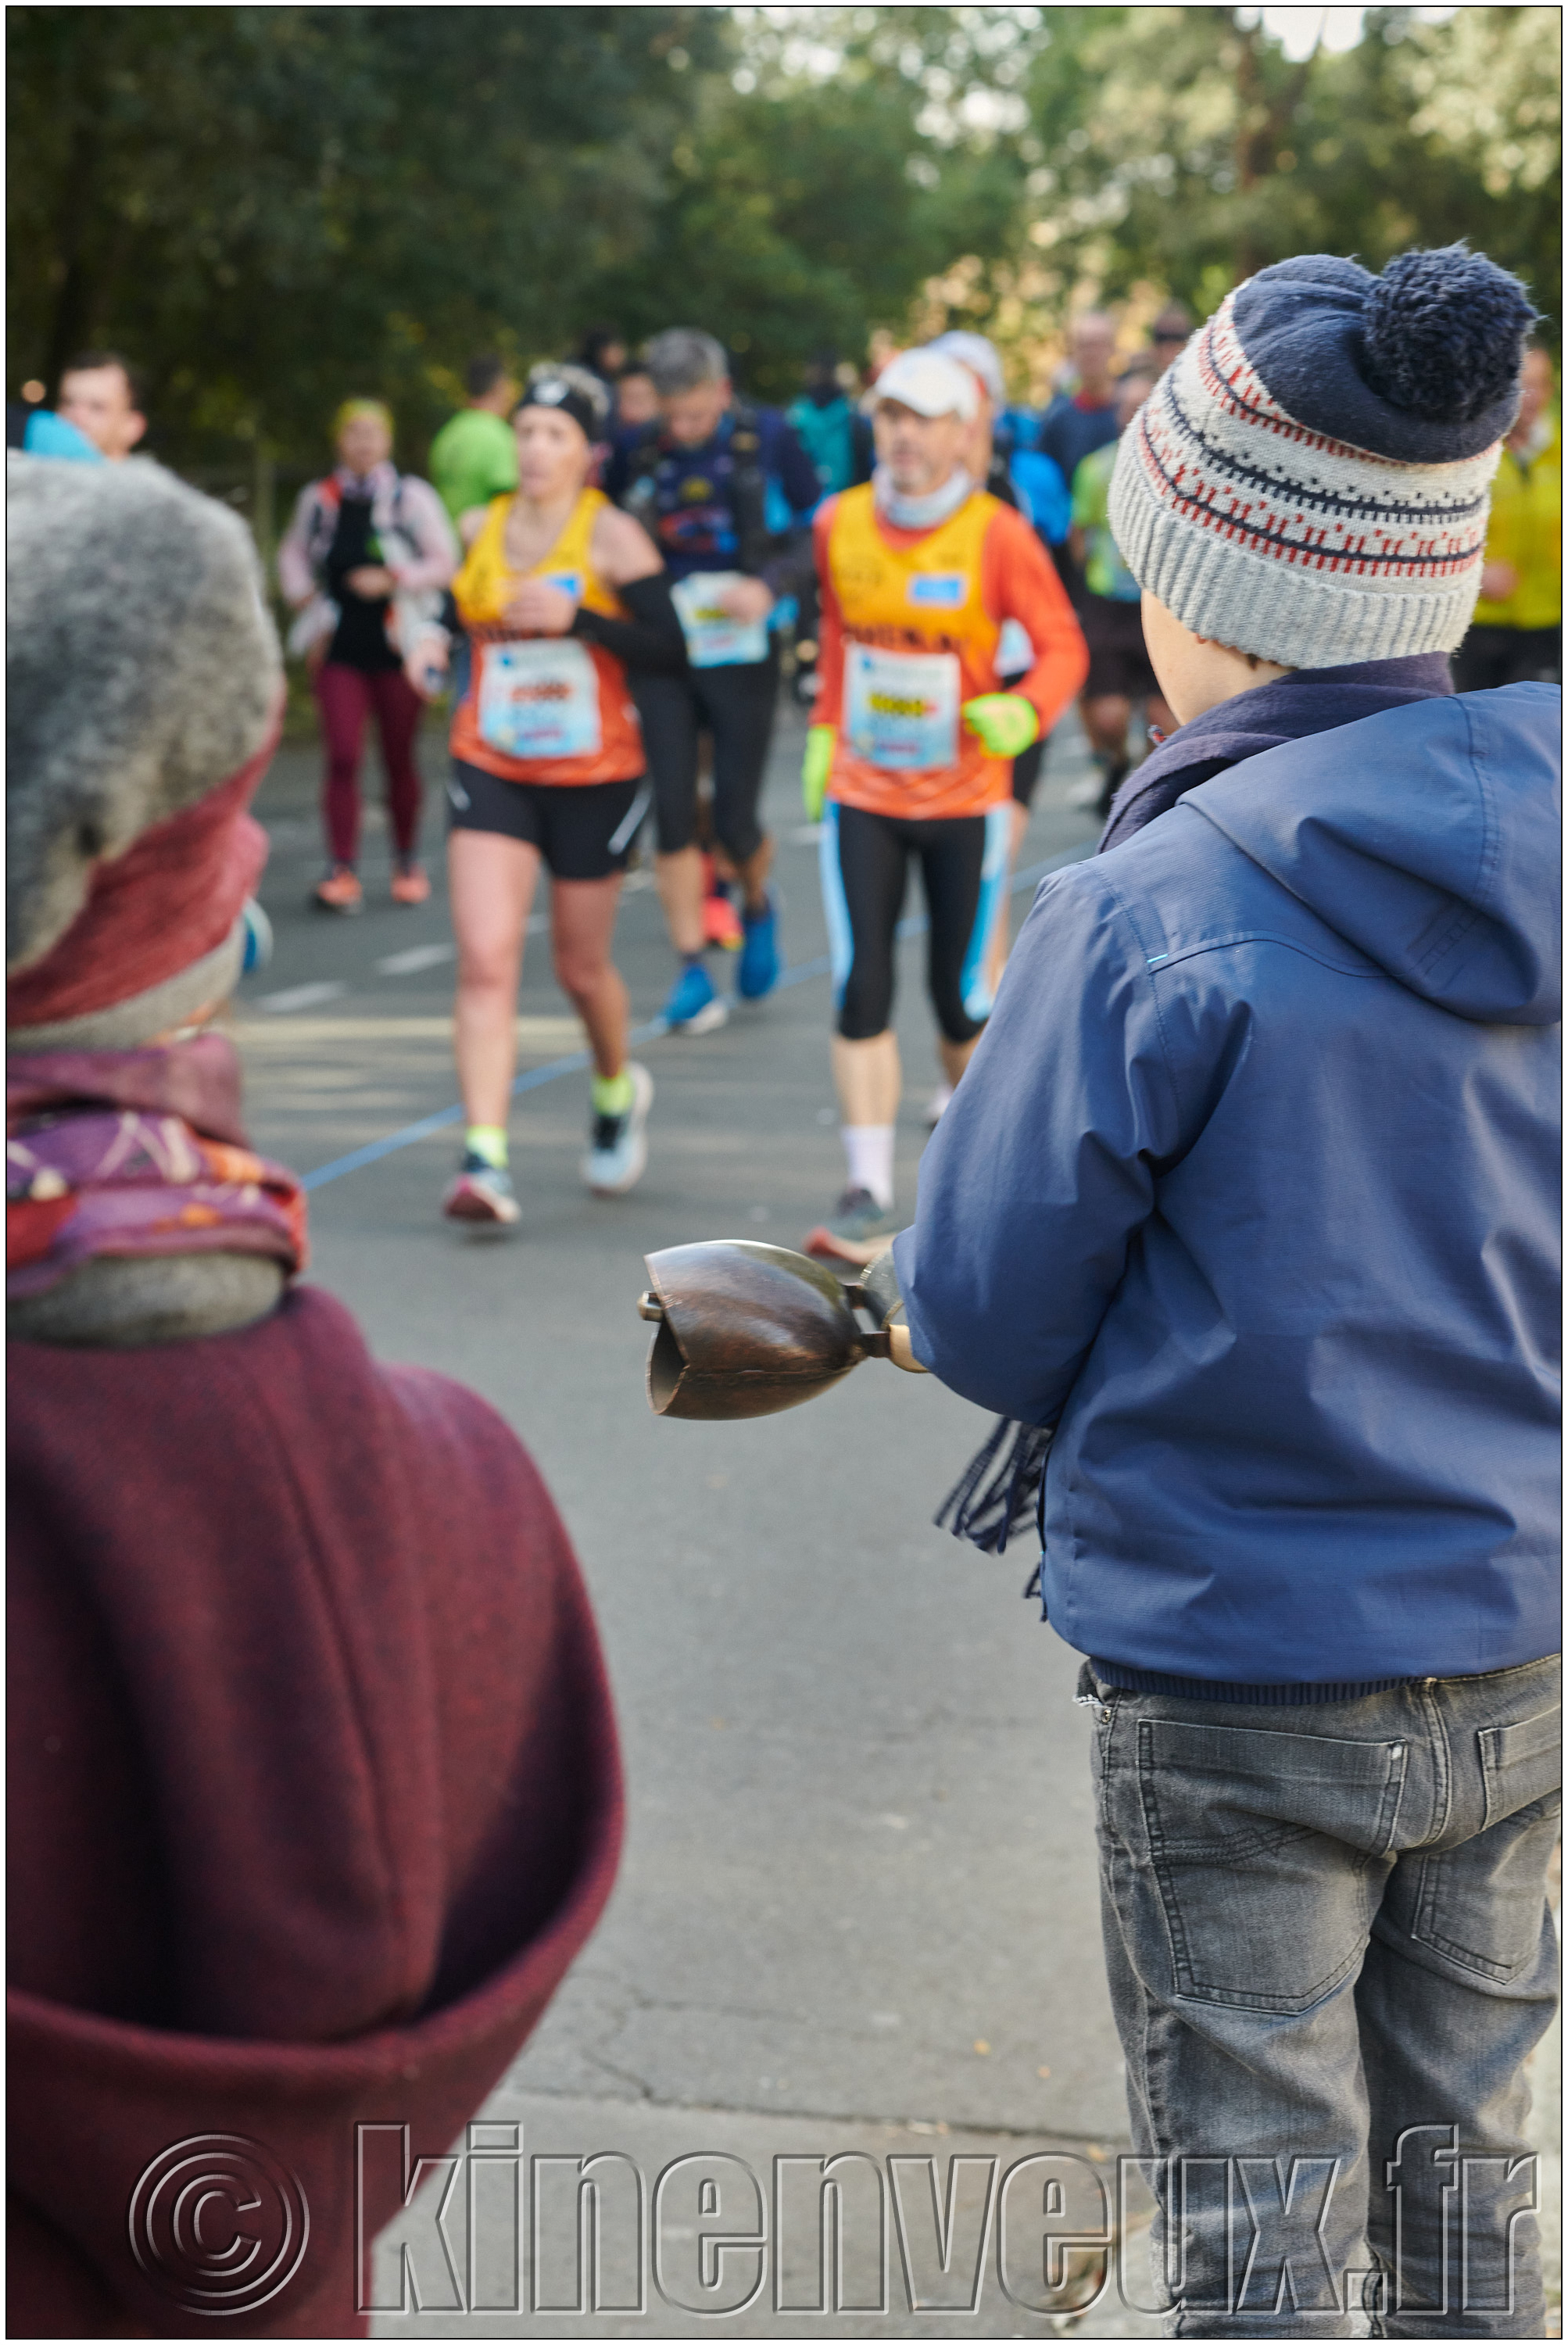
8, 5, 730, 467
1004, 5, 1559, 338
6, 4, 1559, 484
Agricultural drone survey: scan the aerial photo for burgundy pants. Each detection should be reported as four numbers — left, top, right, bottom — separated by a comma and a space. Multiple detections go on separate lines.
314, 663, 424, 865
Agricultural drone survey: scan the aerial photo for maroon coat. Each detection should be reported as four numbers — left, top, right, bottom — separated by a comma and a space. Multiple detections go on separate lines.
8, 1285, 622, 2336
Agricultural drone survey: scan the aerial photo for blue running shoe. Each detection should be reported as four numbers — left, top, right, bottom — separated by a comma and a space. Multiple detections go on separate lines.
662, 958, 729, 1035
239, 897, 273, 976
737, 890, 781, 1000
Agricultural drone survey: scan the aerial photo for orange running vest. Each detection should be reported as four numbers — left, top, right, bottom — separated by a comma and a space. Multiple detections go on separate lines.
825, 484, 1008, 821
450, 488, 644, 786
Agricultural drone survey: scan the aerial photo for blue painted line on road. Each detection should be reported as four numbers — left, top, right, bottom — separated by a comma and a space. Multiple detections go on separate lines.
298, 841, 1093, 1191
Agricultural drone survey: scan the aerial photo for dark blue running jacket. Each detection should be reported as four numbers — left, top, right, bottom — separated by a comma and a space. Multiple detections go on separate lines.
895, 686, 1561, 1687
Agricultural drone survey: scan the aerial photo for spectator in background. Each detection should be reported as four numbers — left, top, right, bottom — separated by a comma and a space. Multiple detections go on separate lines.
1038, 313, 1120, 500
277, 399, 457, 913
56, 351, 148, 460
1069, 367, 1175, 816
576, 326, 628, 396
1147, 299, 1193, 374
615, 363, 660, 431
788, 350, 874, 499
786, 352, 873, 712
5, 396, 102, 460
1453, 343, 1560, 690
430, 355, 520, 535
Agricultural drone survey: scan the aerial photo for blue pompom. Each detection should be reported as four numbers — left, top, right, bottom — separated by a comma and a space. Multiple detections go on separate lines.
1362, 244, 1538, 424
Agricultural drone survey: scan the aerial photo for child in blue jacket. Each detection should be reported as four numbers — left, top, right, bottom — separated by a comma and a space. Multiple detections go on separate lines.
896, 246, 1559, 2337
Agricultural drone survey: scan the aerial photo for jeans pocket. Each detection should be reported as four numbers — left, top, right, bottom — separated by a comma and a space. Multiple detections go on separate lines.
1136, 1717, 1406, 2014
1479, 1705, 1561, 1828
1407, 1788, 1563, 1983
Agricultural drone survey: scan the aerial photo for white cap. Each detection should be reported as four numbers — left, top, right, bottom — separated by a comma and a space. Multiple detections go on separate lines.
928, 331, 1004, 407
873, 348, 978, 422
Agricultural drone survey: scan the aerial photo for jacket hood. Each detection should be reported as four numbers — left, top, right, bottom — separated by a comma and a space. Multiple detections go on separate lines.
1187, 683, 1560, 1026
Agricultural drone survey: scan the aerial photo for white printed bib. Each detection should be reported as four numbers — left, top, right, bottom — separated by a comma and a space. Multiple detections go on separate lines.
671, 571, 769, 668
844, 643, 961, 772
478, 639, 602, 762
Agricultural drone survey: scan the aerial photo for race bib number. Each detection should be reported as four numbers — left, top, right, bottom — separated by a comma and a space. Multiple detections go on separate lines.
844, 643, 961, 772
671, 571, 768, 668
478, 639, 602, 761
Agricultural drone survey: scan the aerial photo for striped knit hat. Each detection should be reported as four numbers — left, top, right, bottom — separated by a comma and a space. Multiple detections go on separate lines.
1108, 247, 1536, 668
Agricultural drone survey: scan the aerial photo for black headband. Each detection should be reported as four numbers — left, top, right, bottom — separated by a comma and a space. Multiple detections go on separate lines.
517, 378, 601, 442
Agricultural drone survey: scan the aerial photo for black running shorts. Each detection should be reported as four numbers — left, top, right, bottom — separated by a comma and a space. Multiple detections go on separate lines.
632, 642, 780, 865
446, 761, 649, 882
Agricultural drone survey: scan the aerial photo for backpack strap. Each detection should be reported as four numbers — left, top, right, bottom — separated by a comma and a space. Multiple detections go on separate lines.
725, 404, 771, 576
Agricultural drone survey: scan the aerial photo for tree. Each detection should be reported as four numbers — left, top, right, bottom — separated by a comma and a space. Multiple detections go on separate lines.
7, 7, 729, 467
8, 4, 1559, 485
994, 5, 1559, 351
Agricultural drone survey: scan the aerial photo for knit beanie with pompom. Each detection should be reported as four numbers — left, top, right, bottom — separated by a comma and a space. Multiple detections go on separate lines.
1108, 245, 1537, 668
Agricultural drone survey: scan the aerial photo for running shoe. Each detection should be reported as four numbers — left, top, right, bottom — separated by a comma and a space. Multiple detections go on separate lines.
390, 861, 431, 907
703, 889, 744, 951
737, 890, 781, 1001
313, 865, 363, 915
239, 897, 274, 976
442, 1153, 521, 1227
924, 1082, 954, 1128
583, 1062, 653, 1196
804, 1187, 901, 1266
662, 960, 729, 1035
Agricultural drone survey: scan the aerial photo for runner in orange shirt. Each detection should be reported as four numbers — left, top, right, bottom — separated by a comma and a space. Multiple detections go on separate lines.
430, 363, 686, 1227
801, 347, 1087, 1262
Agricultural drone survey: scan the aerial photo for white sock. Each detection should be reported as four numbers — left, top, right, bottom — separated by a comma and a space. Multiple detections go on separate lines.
842, 1124, 895, 1208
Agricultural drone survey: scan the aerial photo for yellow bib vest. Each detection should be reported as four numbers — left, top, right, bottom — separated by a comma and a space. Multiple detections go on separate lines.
450, 489, 642, 785
825, 483, 1008, 820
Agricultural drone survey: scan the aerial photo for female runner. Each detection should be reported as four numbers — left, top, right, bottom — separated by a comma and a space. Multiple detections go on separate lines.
435, 363, 686, 1226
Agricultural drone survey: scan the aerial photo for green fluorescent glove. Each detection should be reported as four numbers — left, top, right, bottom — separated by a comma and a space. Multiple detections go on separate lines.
962, 693, 1040, 759
802, 723, 836, 822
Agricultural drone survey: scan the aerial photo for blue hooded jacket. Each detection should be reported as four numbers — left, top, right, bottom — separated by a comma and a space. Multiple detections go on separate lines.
895, 685, 1560, 1690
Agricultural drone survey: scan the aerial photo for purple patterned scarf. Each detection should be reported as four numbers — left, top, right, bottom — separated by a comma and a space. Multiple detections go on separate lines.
7, 1033, 306, 1300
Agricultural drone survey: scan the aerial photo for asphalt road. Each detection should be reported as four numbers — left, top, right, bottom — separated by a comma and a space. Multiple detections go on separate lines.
236, 704, 1560, 2343
234, 699, 1170, 2339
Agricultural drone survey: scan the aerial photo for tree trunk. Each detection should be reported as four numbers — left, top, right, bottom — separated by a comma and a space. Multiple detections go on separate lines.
1231, 11, 1317, 281
44, 109, 102, 393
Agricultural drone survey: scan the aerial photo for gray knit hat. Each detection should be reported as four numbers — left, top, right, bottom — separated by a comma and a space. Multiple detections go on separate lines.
1108, 246, 1536, 668
7, 454, 282, 1042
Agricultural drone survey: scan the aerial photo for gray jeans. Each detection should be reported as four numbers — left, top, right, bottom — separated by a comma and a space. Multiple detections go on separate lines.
1085, 1656, 1560, 2338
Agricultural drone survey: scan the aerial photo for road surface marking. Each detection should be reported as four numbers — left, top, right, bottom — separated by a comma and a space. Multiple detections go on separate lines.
290, 844, 1093, 1191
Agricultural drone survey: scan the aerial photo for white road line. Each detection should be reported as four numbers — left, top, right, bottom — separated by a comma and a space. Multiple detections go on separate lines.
252, 915, 553, 1013
254, 979, 349, 1014
374, 942, 455, 976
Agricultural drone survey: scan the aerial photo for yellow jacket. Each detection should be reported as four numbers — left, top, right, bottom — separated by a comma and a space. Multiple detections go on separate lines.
1472, 420, 1560, 631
